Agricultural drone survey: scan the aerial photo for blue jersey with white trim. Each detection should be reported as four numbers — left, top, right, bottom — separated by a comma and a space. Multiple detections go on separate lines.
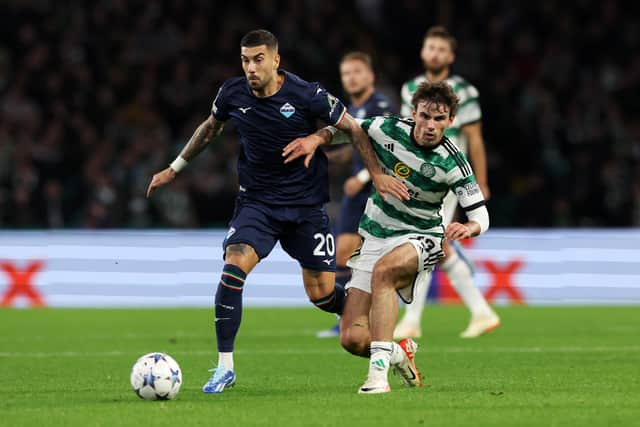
212, 70, 347, 206
346, 91, 395, 175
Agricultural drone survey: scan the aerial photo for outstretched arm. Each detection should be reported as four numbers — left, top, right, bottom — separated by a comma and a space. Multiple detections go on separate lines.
146, 115, 224, 198
178, 115, 225, 161
282, 114, 409, 201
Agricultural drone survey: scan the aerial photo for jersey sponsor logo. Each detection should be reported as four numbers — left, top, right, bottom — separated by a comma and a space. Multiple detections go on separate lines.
280, 103, 295, 118
393, 162, 411, 179
420, 163, 435, 178
384, 143, 394, 152
238, 107, 252, 114
322, 259, 333, 265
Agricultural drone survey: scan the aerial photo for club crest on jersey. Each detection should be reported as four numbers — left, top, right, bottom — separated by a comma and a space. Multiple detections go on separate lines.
420, 163, 435, 178
280, 103, 295, 118
394, 162, 411, 179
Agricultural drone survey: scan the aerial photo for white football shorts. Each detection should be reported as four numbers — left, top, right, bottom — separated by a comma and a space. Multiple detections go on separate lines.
346, 233, 444, 303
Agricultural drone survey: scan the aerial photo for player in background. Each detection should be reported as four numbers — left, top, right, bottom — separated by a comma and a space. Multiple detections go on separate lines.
316, 52, 396, 338
284, 81, 490, 393
395, 26, 499, 339
147, 30, 409, 394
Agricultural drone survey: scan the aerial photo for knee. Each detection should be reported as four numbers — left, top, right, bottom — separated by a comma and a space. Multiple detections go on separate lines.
336, 245, 352, 267
340, 326, 369, 357
224, 244, 258, 272
371, 260, 395, 291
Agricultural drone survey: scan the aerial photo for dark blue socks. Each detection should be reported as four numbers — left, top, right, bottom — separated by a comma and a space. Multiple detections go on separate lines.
214, 264, 246, 352
311, 282, 346, 315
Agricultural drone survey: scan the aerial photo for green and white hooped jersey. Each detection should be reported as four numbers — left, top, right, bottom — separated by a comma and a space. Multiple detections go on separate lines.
400, 74, 481, 154
358, 116, 485, 240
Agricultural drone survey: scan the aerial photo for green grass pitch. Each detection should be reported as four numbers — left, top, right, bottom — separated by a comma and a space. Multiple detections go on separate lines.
1, 306, 639, 426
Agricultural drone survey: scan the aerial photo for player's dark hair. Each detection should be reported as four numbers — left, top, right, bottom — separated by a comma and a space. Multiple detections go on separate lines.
424, 26, 457, 52
240, 29, 278, 52
411, 81, 459, 117
340, 51, 373, 70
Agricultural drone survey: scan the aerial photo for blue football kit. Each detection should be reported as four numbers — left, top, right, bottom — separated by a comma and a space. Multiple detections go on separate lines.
211, 70, 347, 271
335, 91, 395, 235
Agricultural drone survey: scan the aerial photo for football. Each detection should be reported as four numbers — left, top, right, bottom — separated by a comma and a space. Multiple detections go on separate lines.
130, 353, 182, 400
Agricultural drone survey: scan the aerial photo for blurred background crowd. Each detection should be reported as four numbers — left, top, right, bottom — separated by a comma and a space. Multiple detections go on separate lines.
0, 0, 638, 228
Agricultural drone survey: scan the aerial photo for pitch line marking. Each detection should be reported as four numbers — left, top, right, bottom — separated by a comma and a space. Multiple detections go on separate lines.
2, 346, 640, 358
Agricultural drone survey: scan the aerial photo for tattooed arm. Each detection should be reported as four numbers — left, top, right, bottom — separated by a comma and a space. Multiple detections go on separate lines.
146, 115, 224, 198
179, 115, 225, 161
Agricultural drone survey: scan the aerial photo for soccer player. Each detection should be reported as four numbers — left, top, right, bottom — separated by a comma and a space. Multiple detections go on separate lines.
146, 29, 408, 394
284, 81, 490, 393
395, 26, 499, 339
316, 51, 396, 338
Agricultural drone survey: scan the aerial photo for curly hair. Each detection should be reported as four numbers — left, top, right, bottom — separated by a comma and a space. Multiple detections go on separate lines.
411, 81, 460, 117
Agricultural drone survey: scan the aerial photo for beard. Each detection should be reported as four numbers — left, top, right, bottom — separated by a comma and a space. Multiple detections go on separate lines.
248, 78, 263, 88
348, 86, 367, 98
425, 63, 447, 75
247, 73, 272, 91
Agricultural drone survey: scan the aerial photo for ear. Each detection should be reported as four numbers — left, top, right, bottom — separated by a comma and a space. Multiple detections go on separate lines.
273, 53, 280, 70
420, 45, 428, 63
412, 108, 417, 121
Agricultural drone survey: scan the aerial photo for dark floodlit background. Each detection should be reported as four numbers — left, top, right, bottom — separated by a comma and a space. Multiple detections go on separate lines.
1, 0, 638, 229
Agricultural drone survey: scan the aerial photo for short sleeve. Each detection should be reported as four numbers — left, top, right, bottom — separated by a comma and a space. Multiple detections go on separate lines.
210, 83, 230, 122
359, 117, 375, 133
446, 151, 485, 211
309, 85, 347, 126
400, 83, 413, 117
455, 84, 481, 126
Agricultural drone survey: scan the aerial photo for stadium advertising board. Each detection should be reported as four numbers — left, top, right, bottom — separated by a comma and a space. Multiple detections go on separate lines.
1, 230, 639, 307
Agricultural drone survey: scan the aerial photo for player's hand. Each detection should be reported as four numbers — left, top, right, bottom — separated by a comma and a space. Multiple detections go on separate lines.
343, 176, 365, 197
146, 167, 177, 198
282, 134, 323, 168
445, 222, 472, 241
371, 173, 410, 202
